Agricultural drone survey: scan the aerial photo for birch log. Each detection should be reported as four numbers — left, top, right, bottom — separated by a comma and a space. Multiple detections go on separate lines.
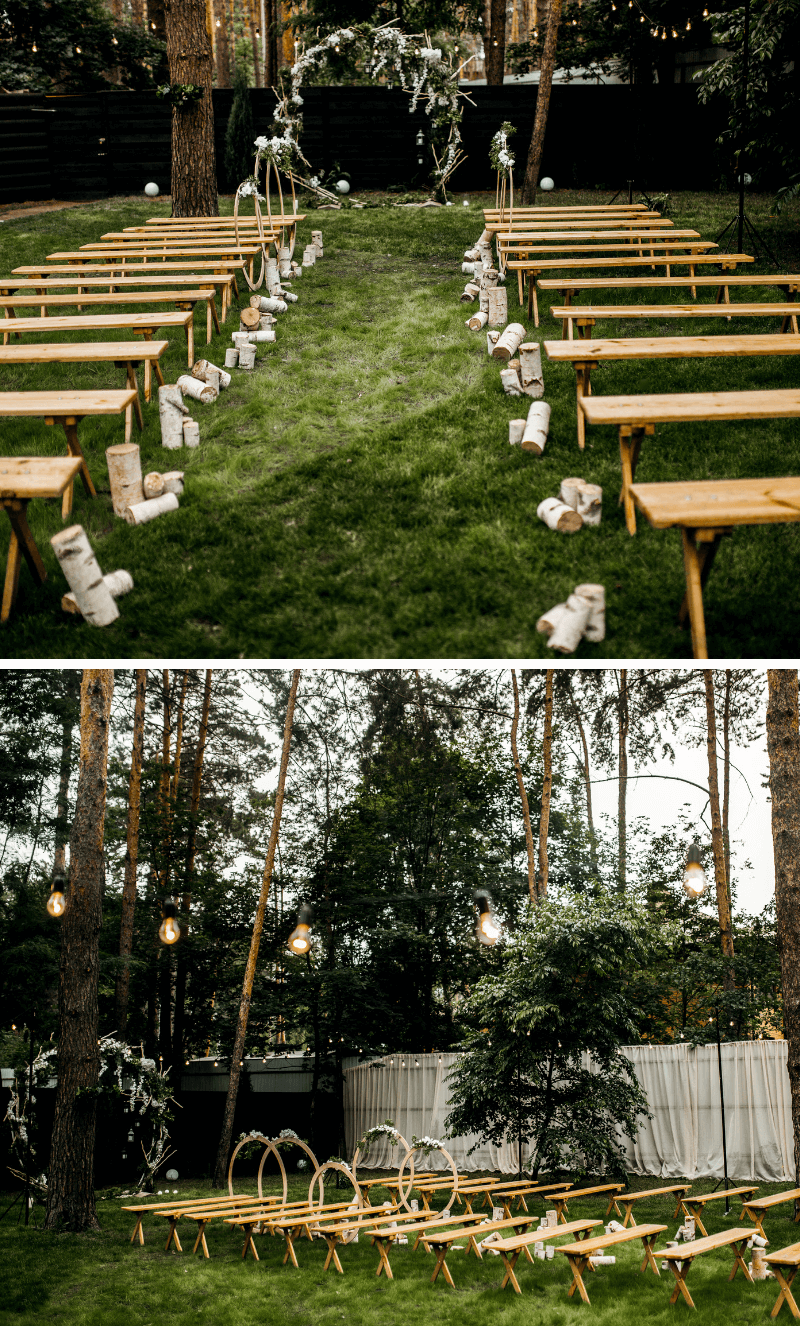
311, 230, 323, 255
462, 261, 480, 275
224, 348, 239, 368
278, 246, 292, 278
106, 443, 144, 517
500, 366, 523, 396
124, 492, 180, 526
302, 246, 316, 267
50, 525, 119, 626
177, 374, 218, 404
537, 496, 583, 533
250, 295, 287, 314
522, 401, 551, 454
536, 602, 569, 635
290, 263, 302, 276
559, 477, 602, 526
464, 247, 480, 261
259, 315, 276, 331
240, 306, 261, 330
548, 592, 592, 654
466, 310, 489, 330
509, 419, 526, 445
182, 419, 200, 447
193, 359, 231, 389
492, 323, 527, 361
158, 384, 189, 450
162, 471, 185, 495
519, 343, 544, 397
246, 330, 275, 343
143, 471, 165, 499
559, 477, 585, 510
265, 259, 280, 289
281, 290, 299, 304
487, 287, 508, 327
62, 569, 133, 616
487, 329, 501, 355
238, 344, 256, 369
232, 331, 251, 346
460, 282, 479, 303
574, 582, 605, 641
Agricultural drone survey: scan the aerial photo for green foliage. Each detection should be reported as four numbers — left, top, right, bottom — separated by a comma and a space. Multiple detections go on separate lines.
225, 67, 256, 190
156, 83, 205, 108
0, 0, 166, 93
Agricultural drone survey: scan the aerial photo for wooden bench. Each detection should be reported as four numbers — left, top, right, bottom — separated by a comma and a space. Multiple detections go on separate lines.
316, 1208, 487, 1277
0, 274, 234, 324
173, 1196, 353, 1259
612, 1184, 692, 1227
0, 389, 136, 517
0, 456, 83, 622
653, 1226, 755, 1308
0, 310, 195, 376
741, 1188, 800, 1238
556, 1222, 667, 1304
424, 1212, 544, 1287
579, 388, 800, 535
15, 262, 246, 317
122, 1193, 279, 1246
486, 217, 679, 236
0, 289, 219, 344
233, 1200, 362, 1266
47, 247, 262, 286
554, 302, 800, 340
678, 1186, 759, 1236
764, 1242, 800, 1318
0, 340, 166, 415
630, 477, 800, 656
491, 1218, 602, 1293
546, 1183, 625, 1223
511, 255, 753, 323
543, 333, 800, 448
538, 273, 800, 308
498, 243, 717, 305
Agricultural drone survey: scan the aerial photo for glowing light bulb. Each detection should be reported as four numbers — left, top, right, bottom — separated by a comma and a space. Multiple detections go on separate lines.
474, 889, 501, 946
682, 843, 708, 899
671, 26, 678, 36
685, 18, 691, 27
216, 17, 220, 23
47, 889, 66, 917
75, 45, 82, 53
288, 903, 313, 956
661, 27, 667, 37
112, 35, 118, 43
32, 41, 38, 50
159, 898, 180, 944
702, 5, 708, 13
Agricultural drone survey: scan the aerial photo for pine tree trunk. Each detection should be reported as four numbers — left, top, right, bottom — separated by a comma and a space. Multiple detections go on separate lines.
53, 709, 74, 877
485, 0, 507, 85
165, 0, 219, 216
537, 670, 554, 900
213, 669, 300, 1186
520, 0, 563, 203
44, 671, 114, 1232
617, 669, 629, 892
569, 680, 598, 875
766, 669, 800, 1190
704, 669, 734, 970
723, 669, 732, 894
115, 669, 147, 1039
213, 0, 231, 86
511, 669, 537, 906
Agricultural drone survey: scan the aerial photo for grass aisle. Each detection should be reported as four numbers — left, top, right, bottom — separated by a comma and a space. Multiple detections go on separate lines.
0, 193, 798, 658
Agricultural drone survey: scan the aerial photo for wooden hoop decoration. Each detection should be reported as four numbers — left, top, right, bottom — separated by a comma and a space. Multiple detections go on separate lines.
227, 1132, 284, 1201
351, 1127, 412, 1188
307, 1161, 364, 1211
257, 1136, 319, 1200
396, 1142, 458, 1215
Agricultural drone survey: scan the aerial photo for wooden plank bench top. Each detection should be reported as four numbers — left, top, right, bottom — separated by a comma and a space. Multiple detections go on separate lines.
0, 274, 235, 321
681, 1186, 759, 1234
1, 289, 220, 345
556, 1223, 668, 1304
764, 1243, 800, 1318
613, 1185, 692, 1225
546, 1183, 625, 1222
0, 310, 195, 369
47, 247, 259, 263
174, 1198, 355, 1260
144, 213, 306, 224
315, 1209, 487, 1277
498, 229, 698, 243
490, 1219, 602, 1293
486, 217, 677, 232
123, 1193, 277, 1243
741, 1188, 800, 1237
538, 273, 800, 295
17, 260, 248, 275
0, 456, 83, 623
653, 1227, 755, 1308
553, 302, 800, 339
0, 339, 168, 411
500, 241, 716, 254
424, 1212, 543, 1288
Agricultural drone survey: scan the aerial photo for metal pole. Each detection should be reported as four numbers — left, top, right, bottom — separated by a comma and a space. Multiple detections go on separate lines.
737, 0, 750, 254
24, 1009, 35, 1227
517, 1046, 523, 1181
716, 1007, 730, 1213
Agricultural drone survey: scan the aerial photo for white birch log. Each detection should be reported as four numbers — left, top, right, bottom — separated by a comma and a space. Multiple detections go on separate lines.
291, 263, 302, 276
193, 359, 231, 389
250, 295, 287, 314
302, 246, 316, 267
500, 366, 523, 396
462, 261, 480, 275
487, 287, 508, 327
158, 384, 189, 450
577, 482, 603, 526
477, 228, 492, 246
205, 367, 221, 395
548, 594, 592, 653
311, 229, 323, 253
182, 419, 200, 447
143, 471, 165, 499
124, 491, 180, 526
573, 582, 605, 641
509, 419, 526, 445
106, 442, 144, 517
265, 259, 280, 289
240, 306, 262, 330
522, 401, 551, 455
481, 266, 499, 284
238, 344, 256, 369
177, 374, 218, 404
162, 471, 185, 495
536, 602, 569, 636
487, 329, 501, 355
232, 331, 251, 346
225, 348, 239, 368
479, 289, 490, 313
537, 496, 583, 533
491, 322, 527, 361
460, 282, 479, 303
463, 247, 480, 261
61, 569, 134, 616
259, 315, 276, 331
50, 525, 119, 626
519, 342, 544, 397
466, 310, 489, 330
278, 246, 292, 277
280, 290, 298, 303
559, 477, 585, 510
246, 329, 275, 343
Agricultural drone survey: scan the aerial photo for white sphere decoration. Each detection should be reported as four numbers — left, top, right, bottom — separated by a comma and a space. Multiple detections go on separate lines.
539, 177, 555, 191
144, 182, 160, 197
166, 1168, 179, 1180
335, 179, 350, 194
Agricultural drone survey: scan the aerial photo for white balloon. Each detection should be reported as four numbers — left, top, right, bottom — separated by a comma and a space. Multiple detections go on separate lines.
539, 177, 555, 191
335, 179, 350, 194
166, 1168, 179, 1180
144, 182, 160, 197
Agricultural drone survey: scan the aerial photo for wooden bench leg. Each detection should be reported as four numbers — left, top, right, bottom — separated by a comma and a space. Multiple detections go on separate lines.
730, 1239, 753, 1283
771, 1267, 800, 1319
322, 1237, 344, 1274
282, 1230, 300, 1268
130, 1214, 145, 1245
2, 500, 45, 623
164, 1217, 182, 1252
679, 531, 711, 660
125, 364, 145, 431
431, 1248, 456, 1288
374, 1237, 393, 1279
566, 1254, 592, 1305
665, 1258, 696, 1308
500, 1250, 522, 1294
575, 365, 594, 450
639, 1232, 661, 1277
60, 421, 97, 503
681, 1203, 708, 1238
619, 426, 647, 535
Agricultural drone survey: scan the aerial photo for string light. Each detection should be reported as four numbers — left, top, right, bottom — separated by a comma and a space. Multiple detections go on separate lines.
112, 35, 118, 44
75, 45, 82, 53
661, 27, 667, 37
685, 18, 691, 28
671, 26, 678, 36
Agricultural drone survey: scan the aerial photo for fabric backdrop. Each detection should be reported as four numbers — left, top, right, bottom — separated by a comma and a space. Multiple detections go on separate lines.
343, 1040, 794, 1180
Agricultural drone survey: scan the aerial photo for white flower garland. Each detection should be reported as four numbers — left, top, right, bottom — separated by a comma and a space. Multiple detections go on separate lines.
411, 1134, 445, 1152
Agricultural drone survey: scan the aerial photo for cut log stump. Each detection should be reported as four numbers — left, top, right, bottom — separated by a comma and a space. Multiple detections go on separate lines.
124, 492, 180, 526
537, 497, 583, 533
106, 442, 144, 517
50, 524, 119, 626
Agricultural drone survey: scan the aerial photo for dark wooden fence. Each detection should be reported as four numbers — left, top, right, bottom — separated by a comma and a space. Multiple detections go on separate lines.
1, 82, 724, 204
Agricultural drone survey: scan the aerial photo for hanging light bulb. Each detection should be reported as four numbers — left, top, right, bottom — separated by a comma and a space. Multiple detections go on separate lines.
661, 27, 668, 37
671, 26, 678, 35
611, 4, 616, 10
702, 5, 708, 13
287, 902, 313, 956
682, 843, 708, 899
32, 41, 38, 50
474, 889, 501, 946
158, 898, 180, 945
112, 35, 118, 44
216, 17, 220, 23
416, 128, 425, 148
534, 26, 538, 36
47, 871, 67, 918
685, 18, 692, 27
640, 14, 645, 20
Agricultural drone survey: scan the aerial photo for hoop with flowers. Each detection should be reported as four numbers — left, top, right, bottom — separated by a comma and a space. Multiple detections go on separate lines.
395, 1135, 458, 1213
490, 122, 517, 241
227, 1127, 320, 1201
233, 130, 304, 289
351, 1119, 412, 1185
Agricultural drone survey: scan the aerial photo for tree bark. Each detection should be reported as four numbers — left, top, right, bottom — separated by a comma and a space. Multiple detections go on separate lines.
213, 0, 231, 87
115, 669, 147, 1039
53, 704, 74, 878
537, 670, 554, 900
569, 678, 598, 875
485, 0, 507, 85
213, 668, 300, 1186
723, 668, 732, 894
521, 0, 563, 203
617, 669, 629, 892
766, 669, 800, 1189
704, 670, 735, 969
511, 669, 536, 906
44, 670, 114, 1232
165, 0, 219, 216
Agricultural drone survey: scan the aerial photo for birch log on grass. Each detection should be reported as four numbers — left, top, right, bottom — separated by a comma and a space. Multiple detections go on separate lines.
311, 230, 323, 256
246, 329, 275, 343
536, 602, 568, 636
492, 323, 527, 361
177, 374, 218, 404
281, 290, 299, 304
501, 366, 523, 396
143, 471, 165, 499
466, 310, 489, 330
240, 306, 262, 330
487, 329, 501, 355
239, 344, 256, 369
182, 419, 200, 447
124, 492, 179, 526
106, 443, 144, 517
548, 592, 592, 654
537, 496, 583, 533
50, 525, 119, 626
574, 582, 605, 641
162, 471, 185, 495
460, 282, 479, 303
464, 247, 480, 261
193, 359, 231, 389
250, 295, 287, 314
158, 384, 189, 450
487, 287, 508, 327
265, 259, 279, 289
62, 569, 133, 616
509, 419, 526, 445
278, 246, 292, 277
302, 246, 316, 267
519, 343, 544, 397
224, 348, 239, 368
462, 261, 480, 275
522, 401, 551, 454
559, 477, 602, 525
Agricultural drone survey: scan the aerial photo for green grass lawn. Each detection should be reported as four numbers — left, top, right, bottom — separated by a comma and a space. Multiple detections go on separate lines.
1, 1172, 797, 1325
0, 190, 798, 659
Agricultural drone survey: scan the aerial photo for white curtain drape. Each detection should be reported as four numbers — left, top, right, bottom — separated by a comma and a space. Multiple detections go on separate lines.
344, 1040, 794, 1180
